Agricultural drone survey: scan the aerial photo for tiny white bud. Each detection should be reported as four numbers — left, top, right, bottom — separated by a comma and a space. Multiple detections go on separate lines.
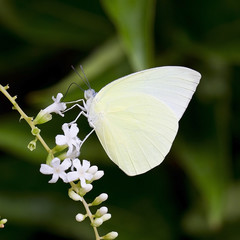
83, 184, 93, 192
91, 193, 108, 206
92, 218, 103, 227
101, 213, 111, 222
68, 189, 82, 201
79, 184, 93, 196
95, 206, 108, 217
102, 231, 118, 239
99, 206, 108, 215
92, 170, 104, 181
76, 213, 86, 222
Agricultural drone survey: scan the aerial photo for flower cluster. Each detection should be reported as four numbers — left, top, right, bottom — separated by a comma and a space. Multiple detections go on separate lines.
36, 93, 118, 240
0, 85, 118, 239
40, 157, 104, 186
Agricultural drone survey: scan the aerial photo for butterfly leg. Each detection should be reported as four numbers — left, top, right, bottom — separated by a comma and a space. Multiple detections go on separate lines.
81, 129, 95, 146
62, 102, 87, 125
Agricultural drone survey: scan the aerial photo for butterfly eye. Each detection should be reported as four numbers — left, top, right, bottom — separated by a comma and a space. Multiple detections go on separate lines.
84, 89, 96, 100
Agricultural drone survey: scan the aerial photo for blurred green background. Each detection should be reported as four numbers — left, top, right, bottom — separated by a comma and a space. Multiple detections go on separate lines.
0, 0, 240, 239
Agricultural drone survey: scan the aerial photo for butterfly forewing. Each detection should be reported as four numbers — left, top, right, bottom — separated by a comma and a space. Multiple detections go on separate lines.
94, 66, 201, 120
88, 66, 201, 175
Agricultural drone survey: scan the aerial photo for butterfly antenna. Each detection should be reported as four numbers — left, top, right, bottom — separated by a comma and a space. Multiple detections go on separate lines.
62, 82, 84, 100
71, 65, 91, 89
71, 65, 84, 82
80, 65, 91, 89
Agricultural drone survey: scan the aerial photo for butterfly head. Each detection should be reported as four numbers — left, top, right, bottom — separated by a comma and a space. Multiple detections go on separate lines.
84, 88, 96, 100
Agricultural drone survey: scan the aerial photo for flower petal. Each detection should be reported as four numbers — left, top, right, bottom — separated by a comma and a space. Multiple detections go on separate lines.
79, 177, 87, 187
55, 93, 63, 102
59, 172, 68, 183
88, 165, 98, 174
72, 159, 81, 169
40, 164, 53, 175
51, 158, 61, 167
55, 135, 67, 145
61, 158, 72, 170
85, 172, 93, 181
67, 171, 79, 182
48, 173, 59, 183
62, 123, 69, 135
82, 160, 90, 171
70, 124, 79, 137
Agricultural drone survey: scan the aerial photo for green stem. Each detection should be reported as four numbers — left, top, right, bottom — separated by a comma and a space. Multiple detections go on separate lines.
82, 198, 101, 240
69, 182, 101, 240
0, 84, 52, 153
1, 84, 102, 239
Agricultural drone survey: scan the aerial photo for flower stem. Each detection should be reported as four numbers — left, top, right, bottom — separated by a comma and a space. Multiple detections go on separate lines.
69, 182, 101, 240
82, 197, 101, 240
0, 84, 52, 153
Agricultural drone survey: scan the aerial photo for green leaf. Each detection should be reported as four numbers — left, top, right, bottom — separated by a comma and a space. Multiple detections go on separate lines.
0, 0, 111, 49
176, 139, 229, 229
101, 0, 155, 71
27, 38, 126, 107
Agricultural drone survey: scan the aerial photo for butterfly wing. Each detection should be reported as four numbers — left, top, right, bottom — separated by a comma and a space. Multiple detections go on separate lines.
89, 93, 178, 175
88, 66, 201, 175
94, 66, 201, 121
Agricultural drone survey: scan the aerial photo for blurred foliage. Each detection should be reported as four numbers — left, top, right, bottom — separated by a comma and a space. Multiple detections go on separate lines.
0, 0, 240, 239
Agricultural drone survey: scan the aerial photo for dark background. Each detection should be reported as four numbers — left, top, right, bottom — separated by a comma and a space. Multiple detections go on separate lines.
0, 0, 240, 239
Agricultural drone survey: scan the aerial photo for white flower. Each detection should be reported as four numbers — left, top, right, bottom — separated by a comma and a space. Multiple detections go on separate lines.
67, 159, 93, 187
55, 123, 82, 156
44, 93, 67, 117
33, 93, 67, 124
40, 158, 71, 183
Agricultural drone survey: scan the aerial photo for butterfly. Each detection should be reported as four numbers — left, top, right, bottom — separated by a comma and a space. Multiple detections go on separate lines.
81, 66, 201, 176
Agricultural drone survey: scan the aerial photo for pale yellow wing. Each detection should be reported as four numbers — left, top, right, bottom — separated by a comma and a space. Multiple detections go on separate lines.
89, 93, 178, 175
95, 66, 201, 121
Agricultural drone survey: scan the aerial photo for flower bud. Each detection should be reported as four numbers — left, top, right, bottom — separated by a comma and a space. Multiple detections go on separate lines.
31, 127, 40, 136
101, 213, 111, 222
79, 184, 93, 196
68, 189, 82, 201
92, 218, 103, 227
91, 193, 108, 206
33, 110, 52, 125
76, 213, 86, 222
28, 139, 37, 151
102, 231, 118, 239
0, 218, 7, 228
95, 206, 108, 217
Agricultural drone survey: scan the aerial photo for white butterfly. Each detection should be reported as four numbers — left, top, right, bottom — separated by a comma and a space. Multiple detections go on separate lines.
79, 66, 201, 176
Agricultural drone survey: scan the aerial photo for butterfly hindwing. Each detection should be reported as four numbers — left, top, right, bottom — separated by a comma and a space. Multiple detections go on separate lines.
90, 93, 178, 175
